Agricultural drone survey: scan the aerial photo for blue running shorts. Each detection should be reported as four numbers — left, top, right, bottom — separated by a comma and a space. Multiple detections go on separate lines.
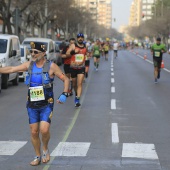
27, 103, 53, 124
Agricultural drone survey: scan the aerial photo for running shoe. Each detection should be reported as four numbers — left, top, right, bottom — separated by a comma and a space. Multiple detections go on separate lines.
75, 102, 81, 108
154, 78, 158, 84
74, 96, 78, 103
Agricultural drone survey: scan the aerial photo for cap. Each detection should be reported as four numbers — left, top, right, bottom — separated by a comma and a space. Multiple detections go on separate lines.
30, 42, 46, 52
156, 37, 161, 41
77, 33, 84, 38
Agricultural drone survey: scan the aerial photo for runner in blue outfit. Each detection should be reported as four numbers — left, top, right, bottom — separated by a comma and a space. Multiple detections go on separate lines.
0, 42, 69, 166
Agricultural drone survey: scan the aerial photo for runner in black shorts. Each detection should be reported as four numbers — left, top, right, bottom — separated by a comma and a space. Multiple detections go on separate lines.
62, 38, 76, 96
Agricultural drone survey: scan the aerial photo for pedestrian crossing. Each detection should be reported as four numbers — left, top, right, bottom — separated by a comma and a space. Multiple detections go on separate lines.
0, 140, 159, 161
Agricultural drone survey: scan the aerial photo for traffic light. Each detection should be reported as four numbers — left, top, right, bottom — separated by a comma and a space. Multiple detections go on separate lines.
12, 8, 22, 25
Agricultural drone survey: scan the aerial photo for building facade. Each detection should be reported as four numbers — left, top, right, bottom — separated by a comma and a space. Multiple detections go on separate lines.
141, 0, 155, 21
74, 0, 112, 29
129, 0, 155, 27
129, 0, 142, 27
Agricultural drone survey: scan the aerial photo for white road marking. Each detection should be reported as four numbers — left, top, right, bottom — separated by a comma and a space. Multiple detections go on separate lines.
111, 99, 116, 110
111, 87, 115, 93
50, 142, 91, 157
163, 68, 170, 73
111, 78, 115, 83
111, 72, 114, 76
112, 123, 119, 143
0, 141, 27, 155
111, 68, 114, 71
111, 64, 114, 68
122, 143, 159, 160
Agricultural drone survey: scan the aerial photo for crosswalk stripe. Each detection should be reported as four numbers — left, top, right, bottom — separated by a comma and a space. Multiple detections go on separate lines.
122, 143, 159, 160
50, 142, 91, 157
0, 141, 27, 155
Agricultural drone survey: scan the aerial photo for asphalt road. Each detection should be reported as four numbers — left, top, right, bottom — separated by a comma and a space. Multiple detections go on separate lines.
0, 49, 170, 170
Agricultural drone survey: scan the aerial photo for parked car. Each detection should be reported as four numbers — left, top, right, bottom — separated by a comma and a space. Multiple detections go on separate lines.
0, 34, 21, 89
19, 45, 30, 81
22, 37, 60, 64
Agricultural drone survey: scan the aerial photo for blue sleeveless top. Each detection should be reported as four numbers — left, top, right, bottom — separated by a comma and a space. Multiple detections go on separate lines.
25, 61, 54, 108
30, 63, 43, 87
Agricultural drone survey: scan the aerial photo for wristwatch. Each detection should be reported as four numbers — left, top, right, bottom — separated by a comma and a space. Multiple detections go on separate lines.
62, 92, 69, 97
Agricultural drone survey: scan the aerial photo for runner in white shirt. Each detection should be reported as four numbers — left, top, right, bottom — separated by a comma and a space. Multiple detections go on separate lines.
113, 41, 119, 58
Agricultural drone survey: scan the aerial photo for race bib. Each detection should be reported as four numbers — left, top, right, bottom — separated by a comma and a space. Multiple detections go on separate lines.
75, 54, 84, 62
29, 86, 45, 101
94, 50, 100, 55
154, 51, 160, 57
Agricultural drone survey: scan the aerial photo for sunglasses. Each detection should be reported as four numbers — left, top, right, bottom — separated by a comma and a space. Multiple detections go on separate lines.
30, 50, 42, 54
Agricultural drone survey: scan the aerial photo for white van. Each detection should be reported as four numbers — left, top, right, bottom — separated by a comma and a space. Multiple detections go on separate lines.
22, 37, 59, 64
19, 45, 30, 80
0, 34, 21, 89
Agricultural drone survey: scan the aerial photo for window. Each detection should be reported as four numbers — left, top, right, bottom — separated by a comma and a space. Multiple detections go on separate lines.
147, 0, 154, 3
143, 5, 146, 9
0, 39, 7, 53
21, 48, 24, 57
12, 38, 20, 50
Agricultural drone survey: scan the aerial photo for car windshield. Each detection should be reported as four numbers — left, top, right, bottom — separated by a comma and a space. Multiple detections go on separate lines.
21, 48, 24, 57
0, 39, 8, 53
23, 41, 48, 49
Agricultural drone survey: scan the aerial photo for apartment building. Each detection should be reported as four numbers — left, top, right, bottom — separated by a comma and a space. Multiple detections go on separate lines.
129, 0, 155, 27
129, 0, 142, 27
74, 0, 112, 29
142, 0, 155, 21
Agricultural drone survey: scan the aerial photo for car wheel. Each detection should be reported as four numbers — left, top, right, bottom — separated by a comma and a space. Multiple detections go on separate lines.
2, 74, 8, 89
12, 73, 19, 85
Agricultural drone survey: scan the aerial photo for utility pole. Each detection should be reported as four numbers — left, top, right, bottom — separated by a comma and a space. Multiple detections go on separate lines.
65, 0, 69, 40
13, 7, 19, 36
77, 23, 80, 33
161, 0, 163, 17
44, 0, 48, 38
66, 19, 68, 40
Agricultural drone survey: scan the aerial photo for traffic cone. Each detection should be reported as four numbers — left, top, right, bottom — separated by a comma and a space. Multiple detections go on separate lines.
144, 54, 147, 60
161, 60, 164, 68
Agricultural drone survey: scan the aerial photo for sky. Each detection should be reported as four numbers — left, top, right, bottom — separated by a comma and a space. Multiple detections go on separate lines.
112, 0, 132, 30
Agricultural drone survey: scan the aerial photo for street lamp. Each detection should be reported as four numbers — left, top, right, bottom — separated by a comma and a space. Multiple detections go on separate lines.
160, 0, 163, 17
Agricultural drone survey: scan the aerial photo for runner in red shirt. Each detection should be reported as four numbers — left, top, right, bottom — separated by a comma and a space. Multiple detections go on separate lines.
66, 33, 87, 107
61, 38, 76, 96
